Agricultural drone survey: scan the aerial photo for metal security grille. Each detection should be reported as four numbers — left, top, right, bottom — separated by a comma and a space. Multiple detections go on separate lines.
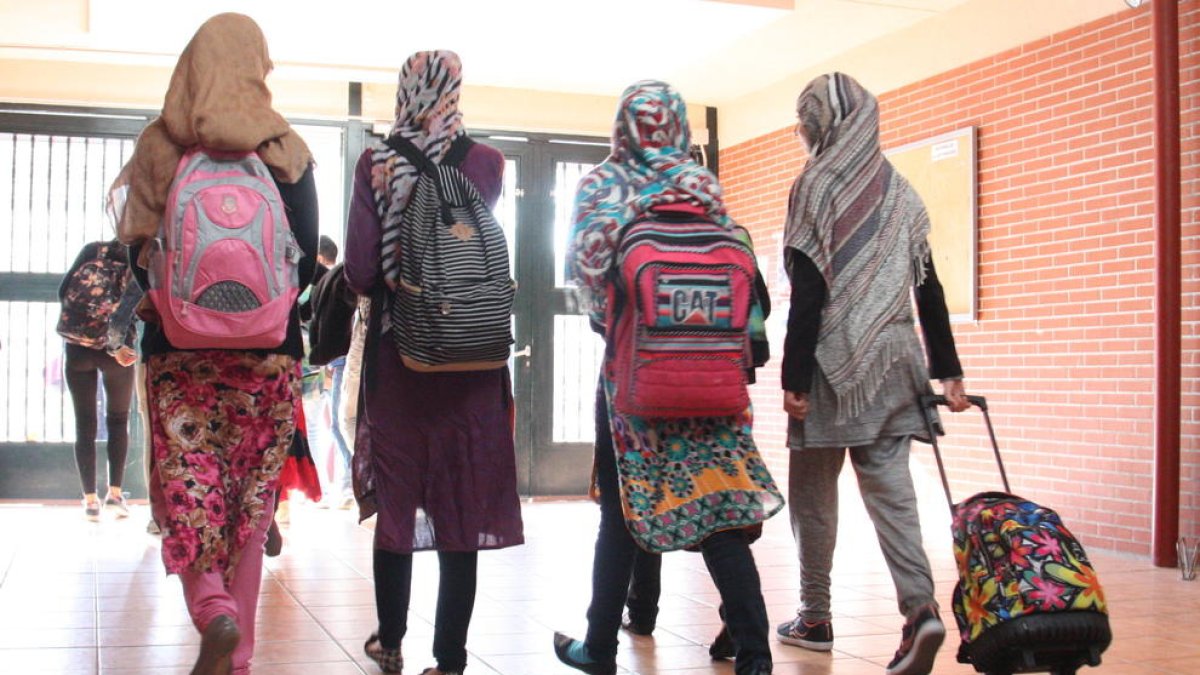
0, 132, 135, 442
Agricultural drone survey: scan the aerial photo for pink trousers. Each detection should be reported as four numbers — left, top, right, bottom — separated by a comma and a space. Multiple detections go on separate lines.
151, 463, 274, 673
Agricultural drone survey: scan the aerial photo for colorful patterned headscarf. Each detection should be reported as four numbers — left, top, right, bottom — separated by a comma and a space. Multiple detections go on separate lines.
370, 50, 466, 289
783, 72, 931, 421
566, 80, 728, 326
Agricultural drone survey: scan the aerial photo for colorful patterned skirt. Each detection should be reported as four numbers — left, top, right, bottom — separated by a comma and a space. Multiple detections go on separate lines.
146, 351, 299, 579
604, 373, 784, 552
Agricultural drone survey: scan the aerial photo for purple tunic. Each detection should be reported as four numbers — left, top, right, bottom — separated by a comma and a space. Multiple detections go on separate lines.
345, 144, 524, 554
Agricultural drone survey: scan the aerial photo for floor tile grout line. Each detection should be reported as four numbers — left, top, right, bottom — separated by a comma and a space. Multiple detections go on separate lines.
93, 533, 102, 674
267, 553, 370, 674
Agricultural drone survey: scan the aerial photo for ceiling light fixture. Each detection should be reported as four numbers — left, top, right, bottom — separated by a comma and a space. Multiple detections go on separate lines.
1125, 0, 1145, 7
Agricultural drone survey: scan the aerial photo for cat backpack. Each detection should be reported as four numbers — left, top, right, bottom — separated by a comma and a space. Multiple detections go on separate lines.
384, 134, 515, 372
921, 395, 1111, 675
146, 148, 300, 349
606, 204, 757, 418
57, 241, 130, 349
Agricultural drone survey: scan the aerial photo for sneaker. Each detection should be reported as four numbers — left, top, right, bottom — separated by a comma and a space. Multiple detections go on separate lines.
776, 615, 833, 651
105, 493, 130, 518
885, 604, 946, 675
83, 498, 101, 522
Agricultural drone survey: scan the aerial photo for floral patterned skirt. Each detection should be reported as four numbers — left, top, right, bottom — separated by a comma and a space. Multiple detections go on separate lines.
146, 351, 299, 579
604, 373, 784, 553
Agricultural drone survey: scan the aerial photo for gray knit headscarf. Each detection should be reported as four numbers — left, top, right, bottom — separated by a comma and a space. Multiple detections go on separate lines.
783, 73, 931, 421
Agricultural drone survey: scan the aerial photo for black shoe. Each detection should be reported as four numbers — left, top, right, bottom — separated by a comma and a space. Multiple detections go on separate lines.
885, 604, 945, 675
709, 623, 735, 659
264, 520, 282, 557
191, 614, 239, 675
620, 611, 655, 636
552, 632, 617, 675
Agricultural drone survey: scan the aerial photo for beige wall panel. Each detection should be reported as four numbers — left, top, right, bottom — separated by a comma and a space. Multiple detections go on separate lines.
719, 0, 1127, 145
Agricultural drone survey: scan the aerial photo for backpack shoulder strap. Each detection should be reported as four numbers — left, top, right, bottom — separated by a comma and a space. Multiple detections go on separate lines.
385, 135, 476, 172
384, 135, 437, 174
442, 135, 476, 168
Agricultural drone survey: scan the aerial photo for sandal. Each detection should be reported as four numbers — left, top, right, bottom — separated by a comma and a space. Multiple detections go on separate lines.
364, 633, 403, 673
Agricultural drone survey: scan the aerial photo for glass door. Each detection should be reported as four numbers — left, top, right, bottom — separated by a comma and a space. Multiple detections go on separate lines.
488, 137, 608, 495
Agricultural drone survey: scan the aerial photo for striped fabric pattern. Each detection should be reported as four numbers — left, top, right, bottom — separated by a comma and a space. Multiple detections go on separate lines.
784, 72, 932, 421
370, 51, 466, 290
389, 161, 515, 367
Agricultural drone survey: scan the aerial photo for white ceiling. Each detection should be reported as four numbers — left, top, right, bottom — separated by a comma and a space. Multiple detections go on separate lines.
1, 0, 975, 105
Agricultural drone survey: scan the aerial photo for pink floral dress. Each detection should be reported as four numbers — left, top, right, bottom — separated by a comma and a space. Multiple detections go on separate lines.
147, 350, 299, 579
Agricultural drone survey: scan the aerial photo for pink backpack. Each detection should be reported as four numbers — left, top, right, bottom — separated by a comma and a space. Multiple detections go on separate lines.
147, 148, 299, 349
606, 205, 757, 418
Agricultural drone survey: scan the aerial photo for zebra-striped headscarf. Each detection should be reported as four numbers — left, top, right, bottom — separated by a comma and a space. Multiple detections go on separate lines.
370, 50, 465, 289
784, 72, 931, 421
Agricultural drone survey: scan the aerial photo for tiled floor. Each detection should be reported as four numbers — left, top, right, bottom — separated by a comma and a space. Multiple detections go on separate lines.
2, 469, 1199, 674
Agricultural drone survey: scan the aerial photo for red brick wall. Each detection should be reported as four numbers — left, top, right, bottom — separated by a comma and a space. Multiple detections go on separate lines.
724, 2, 1199, 557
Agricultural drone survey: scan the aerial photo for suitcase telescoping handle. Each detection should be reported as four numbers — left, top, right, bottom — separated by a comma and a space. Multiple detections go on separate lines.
919, 394, 1011, 512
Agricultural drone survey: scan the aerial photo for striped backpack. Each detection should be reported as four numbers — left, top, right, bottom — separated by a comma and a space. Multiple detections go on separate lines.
385, 135, 515, 371
606, 205, 758, 418
147, 148, 299, 349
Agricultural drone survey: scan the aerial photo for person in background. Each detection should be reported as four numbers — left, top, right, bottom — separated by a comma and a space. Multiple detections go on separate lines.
57, 238, 141, 521
116, 14, 317, 674
775, 72, 969, 675
344, 50, 524, 675
314, 235, 354, 509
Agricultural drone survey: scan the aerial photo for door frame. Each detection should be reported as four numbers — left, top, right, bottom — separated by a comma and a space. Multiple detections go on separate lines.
483, 133, 609, 496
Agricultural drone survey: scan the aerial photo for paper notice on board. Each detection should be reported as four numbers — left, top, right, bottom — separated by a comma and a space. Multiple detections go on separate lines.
931, 140, 959, 162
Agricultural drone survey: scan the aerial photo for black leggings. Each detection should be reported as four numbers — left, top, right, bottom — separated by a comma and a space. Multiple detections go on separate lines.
374, 548, 478, 672
64, 343, 135, 495
585, 383, 771, 674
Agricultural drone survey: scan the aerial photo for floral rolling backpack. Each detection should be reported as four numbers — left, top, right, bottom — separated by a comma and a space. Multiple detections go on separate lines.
922, 395, 1111, 675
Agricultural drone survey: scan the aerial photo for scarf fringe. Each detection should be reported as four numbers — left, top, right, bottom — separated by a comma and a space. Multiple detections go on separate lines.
831, 326, 910, 424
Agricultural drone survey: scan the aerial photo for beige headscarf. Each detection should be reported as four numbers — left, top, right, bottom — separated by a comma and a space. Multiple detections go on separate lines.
117, 12, 311, 251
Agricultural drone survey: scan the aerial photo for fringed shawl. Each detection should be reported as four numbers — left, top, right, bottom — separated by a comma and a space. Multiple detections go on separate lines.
784, 73, 931, 421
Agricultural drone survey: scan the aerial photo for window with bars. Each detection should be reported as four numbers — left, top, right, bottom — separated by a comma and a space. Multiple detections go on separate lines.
0, 132, 136, 443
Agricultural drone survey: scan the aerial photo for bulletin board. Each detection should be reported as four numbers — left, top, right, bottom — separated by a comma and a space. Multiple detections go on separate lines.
885, 127, 977, 321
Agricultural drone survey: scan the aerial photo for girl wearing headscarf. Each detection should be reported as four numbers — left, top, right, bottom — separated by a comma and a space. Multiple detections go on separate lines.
776, 72, 968, 675
116, 13, 317, 675
554, 80, 781, 675
343, 50, 524, 675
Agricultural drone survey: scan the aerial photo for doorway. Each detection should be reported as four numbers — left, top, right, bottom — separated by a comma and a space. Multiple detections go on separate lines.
487, 135, 609, 496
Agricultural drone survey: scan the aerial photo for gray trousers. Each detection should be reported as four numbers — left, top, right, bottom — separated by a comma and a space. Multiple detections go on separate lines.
788, 435, 936, 621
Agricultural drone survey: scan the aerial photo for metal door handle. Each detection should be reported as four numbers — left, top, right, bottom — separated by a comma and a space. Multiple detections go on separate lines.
513, 345, 532, 359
